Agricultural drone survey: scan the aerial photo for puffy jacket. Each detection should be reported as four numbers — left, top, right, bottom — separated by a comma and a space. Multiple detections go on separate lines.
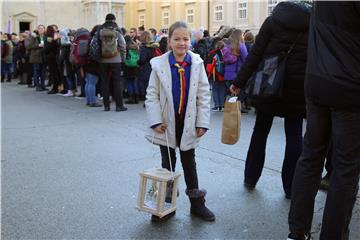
137, 42, 159, 83
222, 43, 248, 81
305, 1, 360, 111
233, 1, 311, 118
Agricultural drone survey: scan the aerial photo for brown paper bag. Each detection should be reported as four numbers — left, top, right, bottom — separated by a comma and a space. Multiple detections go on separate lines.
221, 100, 241, 145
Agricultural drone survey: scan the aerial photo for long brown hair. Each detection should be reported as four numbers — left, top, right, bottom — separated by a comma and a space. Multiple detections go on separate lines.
229, 29, 243, 56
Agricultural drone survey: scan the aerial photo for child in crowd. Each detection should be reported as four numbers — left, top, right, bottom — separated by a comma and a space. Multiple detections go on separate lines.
145, 21, 214, 222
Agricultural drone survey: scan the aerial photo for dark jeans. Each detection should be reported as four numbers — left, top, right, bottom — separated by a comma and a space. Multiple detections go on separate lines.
99, 63, 124, 108
125, 76, 139, 95
288, 101, 360, 240
245, 111, 303, 195
33, 63, 46, 88
159, 116, 199, 190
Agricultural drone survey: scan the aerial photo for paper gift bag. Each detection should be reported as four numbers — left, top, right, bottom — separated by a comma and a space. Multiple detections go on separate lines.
221, 98, 241, 145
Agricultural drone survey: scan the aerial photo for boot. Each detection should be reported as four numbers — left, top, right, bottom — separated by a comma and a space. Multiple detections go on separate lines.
125, 94, 136, 104
151, 181, 179, 223
1, 75, 4, 83
186, 189, 215, 221
6, 75, 11, 82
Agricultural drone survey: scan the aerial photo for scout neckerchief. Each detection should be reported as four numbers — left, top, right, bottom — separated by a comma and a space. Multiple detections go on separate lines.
174, 61, 188, 118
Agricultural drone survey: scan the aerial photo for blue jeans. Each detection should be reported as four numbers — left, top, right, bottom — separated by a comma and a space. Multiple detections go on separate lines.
125, 77, 139, 95
211, 80, 226, 108
85, 73, 98, 104
244, 111, 303, 195
33, 64, 46, 87
66, 76, 75, 90
2, 62, 13, 77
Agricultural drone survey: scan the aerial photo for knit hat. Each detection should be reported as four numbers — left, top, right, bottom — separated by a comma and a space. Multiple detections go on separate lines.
105, 13, 116, 21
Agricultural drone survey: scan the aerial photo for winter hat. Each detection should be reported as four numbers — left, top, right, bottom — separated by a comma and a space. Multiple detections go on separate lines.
105, 13, 116, 21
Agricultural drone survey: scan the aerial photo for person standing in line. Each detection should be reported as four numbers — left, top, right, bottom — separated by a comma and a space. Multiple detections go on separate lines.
28, 25, 47, 91
287, 2, 360, 240
95, 13, 127, 112
230, 1, 311, 198
145, 21, 215, 222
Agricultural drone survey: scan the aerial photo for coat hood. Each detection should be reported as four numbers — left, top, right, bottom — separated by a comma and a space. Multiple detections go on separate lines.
272, 1, 311, 31
59, 28, 71, 45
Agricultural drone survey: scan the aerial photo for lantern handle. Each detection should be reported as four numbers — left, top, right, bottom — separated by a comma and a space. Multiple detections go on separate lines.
150, 130, 175, 180
164, 129, 175, 180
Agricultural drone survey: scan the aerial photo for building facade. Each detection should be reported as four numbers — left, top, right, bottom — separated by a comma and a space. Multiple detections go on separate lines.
1, 0, 280, 35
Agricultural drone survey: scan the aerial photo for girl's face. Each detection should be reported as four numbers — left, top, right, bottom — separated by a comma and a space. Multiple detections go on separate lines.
169, 27, 190, 58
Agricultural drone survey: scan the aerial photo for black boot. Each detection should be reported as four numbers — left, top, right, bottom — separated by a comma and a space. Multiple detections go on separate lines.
186, 189, 215, 221
6, 75, 11, 82
125, 95, 136, 104
151, 181, 178, 223
1, 75, 4, 83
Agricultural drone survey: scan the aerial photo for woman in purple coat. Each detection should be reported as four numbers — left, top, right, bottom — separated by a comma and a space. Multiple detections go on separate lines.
222, 29, 248, 111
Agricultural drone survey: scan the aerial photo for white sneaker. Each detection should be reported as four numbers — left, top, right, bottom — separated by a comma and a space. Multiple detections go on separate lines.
63, 91, 74, 97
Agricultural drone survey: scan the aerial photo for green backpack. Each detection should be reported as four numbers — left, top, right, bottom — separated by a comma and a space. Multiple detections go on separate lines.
124, 48, 139, 67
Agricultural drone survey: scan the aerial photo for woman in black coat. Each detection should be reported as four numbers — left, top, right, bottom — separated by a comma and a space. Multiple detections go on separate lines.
230, 1, 311, 198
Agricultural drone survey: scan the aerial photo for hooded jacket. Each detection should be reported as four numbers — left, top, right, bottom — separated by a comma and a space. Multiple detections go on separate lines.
137, 42, 160, 83
233, 1, 311, 118
305, 2, 360, 111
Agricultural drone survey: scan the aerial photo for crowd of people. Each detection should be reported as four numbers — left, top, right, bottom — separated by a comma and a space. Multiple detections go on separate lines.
0, 13, 256, 113
1, 1, 359, 240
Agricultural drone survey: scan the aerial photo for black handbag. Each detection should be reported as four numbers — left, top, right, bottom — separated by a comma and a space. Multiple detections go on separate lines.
245, 35, 300, 100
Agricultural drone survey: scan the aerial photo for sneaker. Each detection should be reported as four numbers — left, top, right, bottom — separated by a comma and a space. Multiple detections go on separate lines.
63, 91, 74, 97
116, 106, 128, 112
89, 102, 102, 107
219, 107, 224, 112
211, 107, 219, 112
47, 89, 57, 94
287, 233, 312, 240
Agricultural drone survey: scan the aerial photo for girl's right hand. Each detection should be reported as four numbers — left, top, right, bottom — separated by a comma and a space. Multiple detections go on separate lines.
154, 123, 168, 134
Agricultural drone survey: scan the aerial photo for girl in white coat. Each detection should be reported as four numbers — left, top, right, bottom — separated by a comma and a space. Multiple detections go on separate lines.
145, 21, 215, 222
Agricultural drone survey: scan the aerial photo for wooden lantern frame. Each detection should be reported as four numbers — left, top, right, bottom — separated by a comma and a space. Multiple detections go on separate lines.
137, 168, 181, 218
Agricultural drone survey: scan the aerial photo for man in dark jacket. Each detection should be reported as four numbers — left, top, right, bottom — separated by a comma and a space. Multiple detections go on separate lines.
288, 2, 360, 240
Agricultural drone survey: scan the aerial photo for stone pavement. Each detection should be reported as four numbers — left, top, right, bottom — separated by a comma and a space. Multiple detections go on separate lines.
1, 82, 359, 239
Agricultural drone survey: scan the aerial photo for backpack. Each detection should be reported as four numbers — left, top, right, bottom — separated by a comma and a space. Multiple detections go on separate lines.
99, 27, 118, 58
206, 50, 224, 81
124, 48, 139, 67
89, 34, 101, 61
152, 47, 162, 58
69, 28, 90, 66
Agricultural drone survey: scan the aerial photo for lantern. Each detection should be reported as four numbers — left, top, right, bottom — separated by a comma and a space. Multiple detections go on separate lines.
137, 167, 181, 218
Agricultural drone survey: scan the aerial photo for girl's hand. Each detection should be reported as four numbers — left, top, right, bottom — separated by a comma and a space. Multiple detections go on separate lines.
154, 123, 168, 134
196, 128, 207, 137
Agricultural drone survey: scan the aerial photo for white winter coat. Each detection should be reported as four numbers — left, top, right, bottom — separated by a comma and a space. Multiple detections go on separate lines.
145, 51, 211, 151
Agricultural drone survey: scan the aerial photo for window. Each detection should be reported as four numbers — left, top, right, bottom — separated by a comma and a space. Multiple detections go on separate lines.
267, 0, 280, 16
238, 1, 247, 19
214, 5, 223, 22
186, 8, 194, 24
139, 15, 145, 26
162, 11, 170, 27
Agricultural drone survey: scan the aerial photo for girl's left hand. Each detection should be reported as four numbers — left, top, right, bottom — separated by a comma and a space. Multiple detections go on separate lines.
196, 128, 206, 137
